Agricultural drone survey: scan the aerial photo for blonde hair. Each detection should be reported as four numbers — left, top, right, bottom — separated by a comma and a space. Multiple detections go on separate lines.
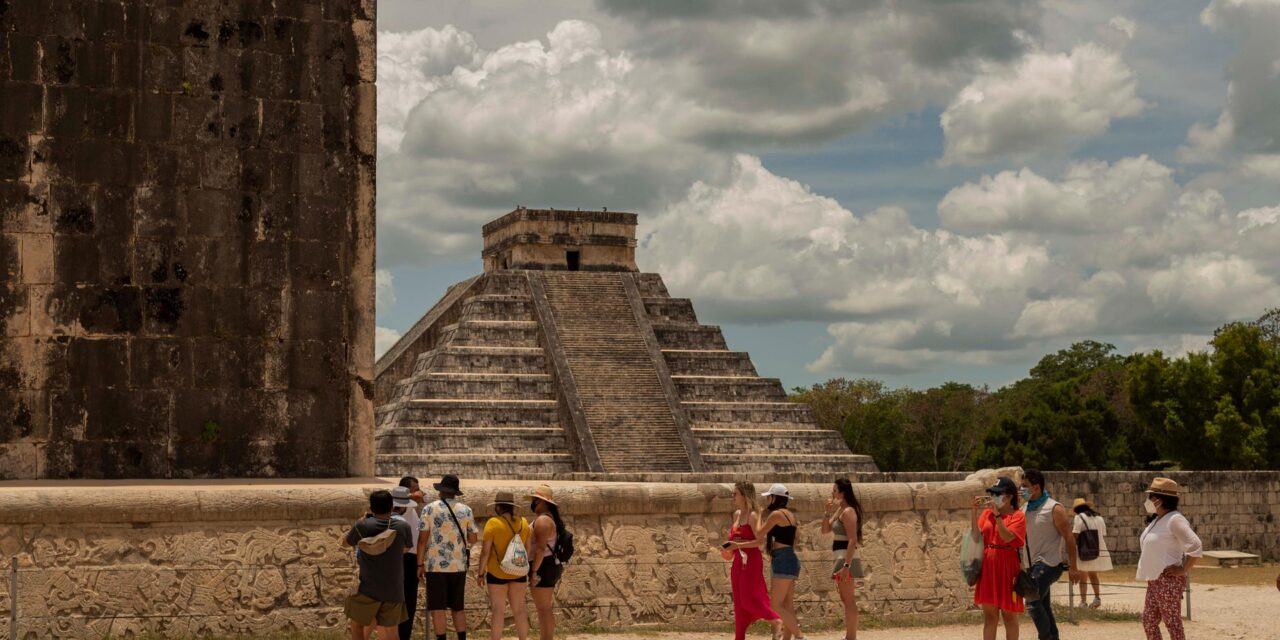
733, 482, 758, 514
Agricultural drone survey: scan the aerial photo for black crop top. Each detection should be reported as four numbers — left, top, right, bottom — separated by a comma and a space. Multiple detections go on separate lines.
768, 515, 797, 547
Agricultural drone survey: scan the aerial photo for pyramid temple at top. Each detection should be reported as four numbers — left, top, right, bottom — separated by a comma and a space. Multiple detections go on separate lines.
373, 209, 877, 478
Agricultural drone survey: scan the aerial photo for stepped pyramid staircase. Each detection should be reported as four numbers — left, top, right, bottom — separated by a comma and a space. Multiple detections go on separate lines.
375, 271, 876, 478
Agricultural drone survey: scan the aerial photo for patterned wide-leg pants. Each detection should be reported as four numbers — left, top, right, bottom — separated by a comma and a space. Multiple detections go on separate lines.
1143, 573, 1186, 640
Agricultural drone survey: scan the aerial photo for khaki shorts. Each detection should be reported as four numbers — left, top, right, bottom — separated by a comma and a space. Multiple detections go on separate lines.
344, 593, 408, 627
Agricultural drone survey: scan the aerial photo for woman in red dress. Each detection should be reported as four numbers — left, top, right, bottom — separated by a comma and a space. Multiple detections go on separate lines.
972, 476, 1026, 640
722, 481, 783, 640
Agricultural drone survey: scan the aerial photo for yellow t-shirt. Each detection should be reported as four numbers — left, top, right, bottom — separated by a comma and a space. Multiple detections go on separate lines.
483, 515, 530, 579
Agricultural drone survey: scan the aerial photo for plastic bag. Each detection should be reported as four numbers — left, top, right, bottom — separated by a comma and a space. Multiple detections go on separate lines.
960, 528, 983, 586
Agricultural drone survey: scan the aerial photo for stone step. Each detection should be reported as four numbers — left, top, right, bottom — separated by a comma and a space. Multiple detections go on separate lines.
540, 272, 693, 472
683, 401, 815, 424
693, 428, 848, 454
459, 294, 535, 322
673, 375, 788, 401
633, 273, 670, 297
478, 272, 532, 296
443, 320, 541, 348
663, 349, 758, 376
702, 453, 879, 474
689, 421, 822, 432
381, 399, 560, 428
643, 298, 698, 323
653, 324, 728, 350
415, 345, 548, 375
407, 372, 555, 400
376, 452, 576, 479
376, 426, 568, 452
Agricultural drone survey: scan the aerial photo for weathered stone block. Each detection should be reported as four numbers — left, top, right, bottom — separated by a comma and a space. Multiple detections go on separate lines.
129, 337, 191, 388
191, 337, 266, 388
51, 387, 171, 442
0, 282, 30, 336
0, 82, 43, 136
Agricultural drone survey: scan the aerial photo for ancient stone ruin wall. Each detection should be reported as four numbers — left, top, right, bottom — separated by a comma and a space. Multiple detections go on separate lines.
1044, 470, 1280, 563
0, 0, 376, 478
842, 470, 1280, 563
0, 477, 982, 638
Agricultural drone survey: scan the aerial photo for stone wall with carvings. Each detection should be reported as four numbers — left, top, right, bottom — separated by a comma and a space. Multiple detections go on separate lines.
0, 476, 988, 638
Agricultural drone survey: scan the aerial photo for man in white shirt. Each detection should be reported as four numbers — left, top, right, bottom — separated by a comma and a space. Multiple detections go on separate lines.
1020, 469, 1080, 640
391, 479, 425, 640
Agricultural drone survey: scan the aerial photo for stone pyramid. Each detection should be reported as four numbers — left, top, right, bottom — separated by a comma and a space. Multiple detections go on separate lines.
373, 209, 876, 478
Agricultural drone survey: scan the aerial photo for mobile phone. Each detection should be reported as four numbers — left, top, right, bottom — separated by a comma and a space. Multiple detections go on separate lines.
721, 541, 732, 549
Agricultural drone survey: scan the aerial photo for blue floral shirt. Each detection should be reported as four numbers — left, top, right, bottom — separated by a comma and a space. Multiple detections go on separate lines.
422, 499, 478, 572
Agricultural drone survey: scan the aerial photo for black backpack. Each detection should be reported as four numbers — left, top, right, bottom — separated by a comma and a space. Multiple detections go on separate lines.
553, 527, 575, 564
1076, 515, 1100, 561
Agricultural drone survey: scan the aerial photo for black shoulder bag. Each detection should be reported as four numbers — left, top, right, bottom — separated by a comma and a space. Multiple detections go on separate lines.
442, 500, 471, 571
1014, 545, 1041, 602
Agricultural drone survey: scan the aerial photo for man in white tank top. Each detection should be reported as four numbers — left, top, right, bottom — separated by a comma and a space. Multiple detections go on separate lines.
1020, 469, 1081, 640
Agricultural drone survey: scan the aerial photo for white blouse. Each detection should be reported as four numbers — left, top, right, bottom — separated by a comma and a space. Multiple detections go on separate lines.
1136, 511, 1203, 581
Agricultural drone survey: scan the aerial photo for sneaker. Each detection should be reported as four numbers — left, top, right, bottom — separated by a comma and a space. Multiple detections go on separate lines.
1091, 596, 1102, 609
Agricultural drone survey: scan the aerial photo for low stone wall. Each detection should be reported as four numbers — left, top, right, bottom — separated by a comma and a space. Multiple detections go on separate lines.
0, 476, 985, 638
1042, 471, 1280, 564
811, 469, 1280, 564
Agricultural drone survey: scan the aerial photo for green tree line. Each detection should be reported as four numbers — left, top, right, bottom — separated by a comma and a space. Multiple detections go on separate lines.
790, 309, 1280, 471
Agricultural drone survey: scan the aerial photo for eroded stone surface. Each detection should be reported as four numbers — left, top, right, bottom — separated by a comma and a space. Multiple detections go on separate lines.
0, 0, 376, 479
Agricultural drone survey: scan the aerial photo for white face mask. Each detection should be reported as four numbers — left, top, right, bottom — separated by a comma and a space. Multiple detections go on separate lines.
1144, 499, 1158, 515
991, 495, 1007, 509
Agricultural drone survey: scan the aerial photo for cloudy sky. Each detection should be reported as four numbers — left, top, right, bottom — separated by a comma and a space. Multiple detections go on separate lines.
373, 0, 1280, 391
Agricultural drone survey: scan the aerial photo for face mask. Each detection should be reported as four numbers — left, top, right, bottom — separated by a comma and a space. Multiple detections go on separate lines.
1020, 487, 1032, 501
991, 495, 1007, 509
1144, 499, 1158, 515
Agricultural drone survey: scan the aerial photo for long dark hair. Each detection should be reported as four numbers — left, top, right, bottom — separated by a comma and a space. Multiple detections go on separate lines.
532, 497, 565, 536
834, 478, 864, 543
765, 495, 790, 513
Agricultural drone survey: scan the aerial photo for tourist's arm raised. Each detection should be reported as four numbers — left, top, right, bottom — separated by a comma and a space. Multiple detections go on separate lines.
821, 499, 835, 534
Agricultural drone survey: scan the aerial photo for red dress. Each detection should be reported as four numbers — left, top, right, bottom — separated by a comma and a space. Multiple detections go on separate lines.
729, 521, 779, 639
974, 509, 1027, 613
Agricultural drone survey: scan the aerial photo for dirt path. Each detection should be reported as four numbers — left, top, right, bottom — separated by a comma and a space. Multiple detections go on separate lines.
577, 575, 1280, 640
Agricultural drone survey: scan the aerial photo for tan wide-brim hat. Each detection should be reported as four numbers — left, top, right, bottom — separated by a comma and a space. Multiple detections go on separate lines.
491, 490, 516, 506
1071, 498, 1093, 510
1145, 477, 1181, 497
530, 484, 557, 506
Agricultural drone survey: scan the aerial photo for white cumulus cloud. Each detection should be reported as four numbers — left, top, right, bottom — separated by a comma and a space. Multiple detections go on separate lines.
375, 327, 403, 360
942, 42, 1145, 164
1178, 0, 1280, 162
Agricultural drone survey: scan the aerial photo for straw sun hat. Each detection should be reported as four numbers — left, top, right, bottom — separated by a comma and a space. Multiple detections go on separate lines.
1144, 477, 1181, 497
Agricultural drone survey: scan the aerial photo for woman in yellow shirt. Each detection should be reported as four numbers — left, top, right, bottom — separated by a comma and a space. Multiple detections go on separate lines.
476, 491, 532, 640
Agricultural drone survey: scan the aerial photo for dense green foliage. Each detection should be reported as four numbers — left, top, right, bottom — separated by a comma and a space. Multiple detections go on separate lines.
790, 309, 1280, 471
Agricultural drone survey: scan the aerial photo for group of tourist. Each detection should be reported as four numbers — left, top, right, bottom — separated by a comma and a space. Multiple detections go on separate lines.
973, 471, 1202, 640
340, 471, 1204, 640
341, 474, 571, 640
722, 480, 865, 640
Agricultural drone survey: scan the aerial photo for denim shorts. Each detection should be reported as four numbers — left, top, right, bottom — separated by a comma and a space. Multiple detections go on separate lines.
771, 546, 801, 580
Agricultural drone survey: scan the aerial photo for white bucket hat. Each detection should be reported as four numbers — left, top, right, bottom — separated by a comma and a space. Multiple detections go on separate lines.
390, 486, 416, 509
760, 483, 790, 498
